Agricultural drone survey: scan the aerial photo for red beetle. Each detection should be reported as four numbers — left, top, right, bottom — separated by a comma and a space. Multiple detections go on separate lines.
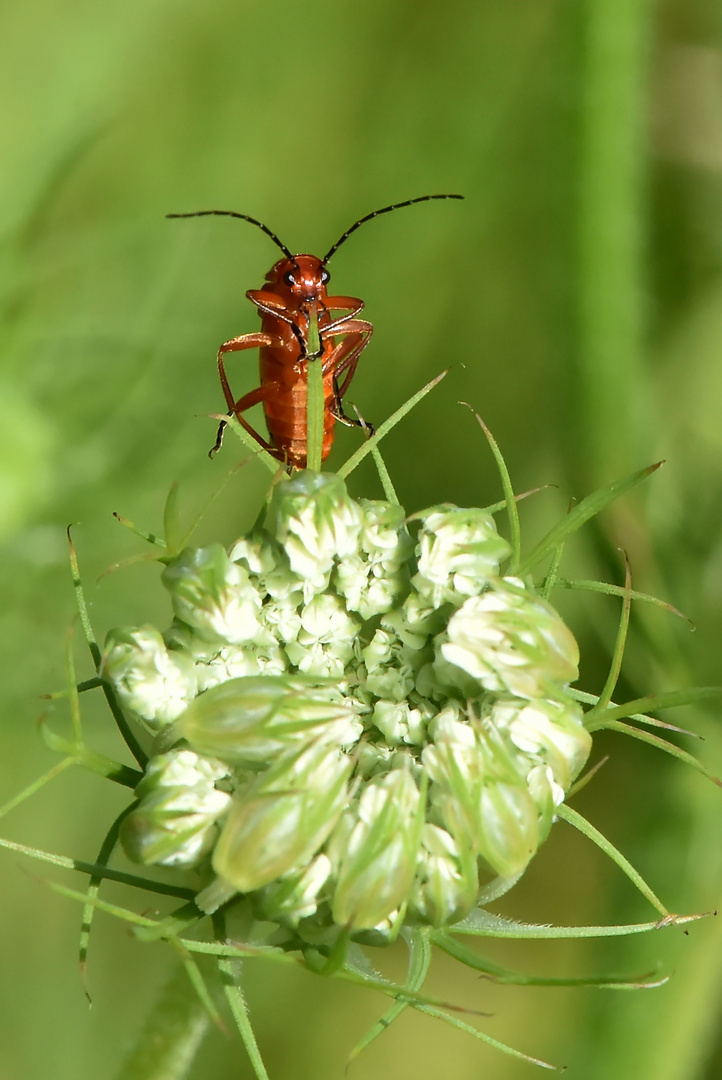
168, 194, 463, 468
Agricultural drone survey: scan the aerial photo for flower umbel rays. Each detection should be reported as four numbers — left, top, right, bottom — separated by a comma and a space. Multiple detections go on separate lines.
102, 471, 591, 946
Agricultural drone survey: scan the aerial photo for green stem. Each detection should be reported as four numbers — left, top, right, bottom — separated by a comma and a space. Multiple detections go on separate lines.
114, 961, 210, 1080
577, 0, 652, 481
306, 356, 324, 472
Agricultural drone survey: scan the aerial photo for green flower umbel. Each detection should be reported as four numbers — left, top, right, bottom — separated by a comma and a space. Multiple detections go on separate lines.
103, 471, 591, 945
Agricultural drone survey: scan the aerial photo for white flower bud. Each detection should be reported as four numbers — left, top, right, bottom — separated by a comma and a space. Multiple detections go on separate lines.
120, 749, 231, 868
335, 500, 413, 618
261, 597, 303, 644
101, 626, 197, 732
490, 695, 591, 791
409, 823, 479, 927
412, 507, 510, 606
284, 594, 359, 679
266, 472, 362, 599
228, 534, 277, 579
439, 578, 579, 699
162, 545, 263, 646
213, 740, 353, 892
362, 628, 427, 703
329, 766, 422, 932
372, 700, 425, 746
177, 674, 359, 765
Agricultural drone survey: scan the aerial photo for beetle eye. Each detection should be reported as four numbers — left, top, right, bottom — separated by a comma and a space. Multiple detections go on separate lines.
283, 270, 296, 287
320, 268, 330, 285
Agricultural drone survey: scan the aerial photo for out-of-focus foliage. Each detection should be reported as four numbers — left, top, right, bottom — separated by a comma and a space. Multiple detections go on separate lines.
1, 1, 721, 1078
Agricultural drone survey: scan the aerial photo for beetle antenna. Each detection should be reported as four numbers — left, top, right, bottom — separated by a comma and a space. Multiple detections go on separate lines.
322, 194, 464, 264
166, 210, 294, 261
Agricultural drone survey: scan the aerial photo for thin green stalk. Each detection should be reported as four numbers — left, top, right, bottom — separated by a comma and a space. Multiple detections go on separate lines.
219, 959, 270, 1080
306, 355, 324, 472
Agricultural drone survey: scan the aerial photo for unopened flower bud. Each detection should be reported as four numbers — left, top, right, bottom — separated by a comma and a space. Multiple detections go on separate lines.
412, 507, 510, 606
476, 778, 539, 878
329, 766, 422, 932
423, 715, 541, 878
101, 626, 197, 732
335, 500, 413, 618
256, 853, 332, 926
162, 545, 263, 645
525, 763, 557, 843
120, 749, 231, 868
213, 739, 353, 892
266, 472, 362, 597
372, 700, 425, 746
228, 534, 277, 579
230, 533, 302, 602
362, 629, 427, 702
409, 823, 479, 927
177, 674, 360, 765
439, 578, 579, 699
423, 718, 485, 852
284, 595, 360, 678
261, 597, 303, 644
490, 695, 591, 791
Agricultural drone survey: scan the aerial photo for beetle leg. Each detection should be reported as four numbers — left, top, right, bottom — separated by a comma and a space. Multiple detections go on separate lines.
211, 332, 277, 458
247, 291, 309, 357
321, 320, 374, 430
323, 295, 365, 333
217, 332, 275, 410
322, 320, 373, 389
210, 382, 283, 460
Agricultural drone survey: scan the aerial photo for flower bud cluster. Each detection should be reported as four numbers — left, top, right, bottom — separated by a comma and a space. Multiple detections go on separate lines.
102, 472, 591, 943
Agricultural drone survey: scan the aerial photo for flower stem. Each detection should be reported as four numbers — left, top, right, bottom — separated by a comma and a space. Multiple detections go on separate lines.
114, 961, 210, 1080
306, 355, 324, 471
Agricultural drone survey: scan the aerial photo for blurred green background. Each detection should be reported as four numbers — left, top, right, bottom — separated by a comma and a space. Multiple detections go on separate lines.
1, 1, 722, 1077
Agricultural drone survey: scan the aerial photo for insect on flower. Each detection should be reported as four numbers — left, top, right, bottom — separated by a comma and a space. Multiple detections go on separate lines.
167, 194, 463, 468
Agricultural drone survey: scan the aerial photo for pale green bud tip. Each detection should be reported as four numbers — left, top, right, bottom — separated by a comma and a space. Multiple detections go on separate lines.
213, 739, 353, 892
329, 766, 422, 933
177, 674, 362, 765
121, 749, 231, 868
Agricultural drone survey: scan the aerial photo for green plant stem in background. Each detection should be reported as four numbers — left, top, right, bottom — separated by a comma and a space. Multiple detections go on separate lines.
114, 961, 210, 1080
577, 0, 653, 482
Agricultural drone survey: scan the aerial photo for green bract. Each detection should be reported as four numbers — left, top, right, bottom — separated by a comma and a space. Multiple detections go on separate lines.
103, 471, 591, 945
